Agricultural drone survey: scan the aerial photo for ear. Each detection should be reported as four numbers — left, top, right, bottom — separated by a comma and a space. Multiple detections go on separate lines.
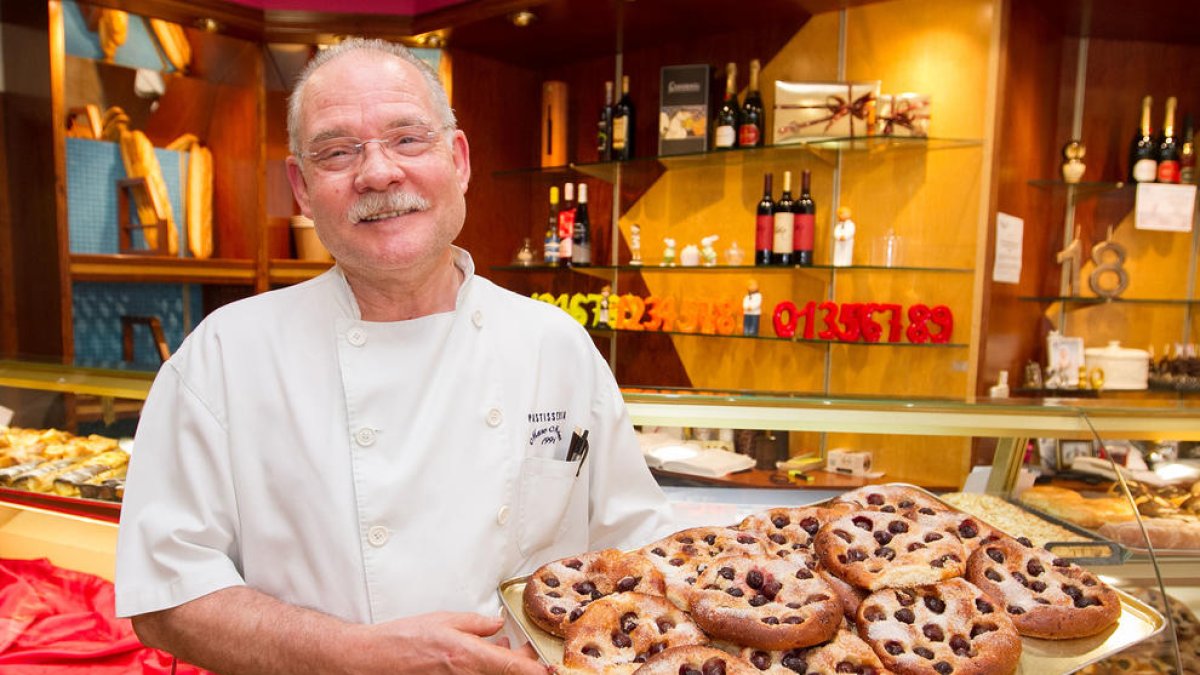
286, 157, 313, 218
451, 130, 471, 194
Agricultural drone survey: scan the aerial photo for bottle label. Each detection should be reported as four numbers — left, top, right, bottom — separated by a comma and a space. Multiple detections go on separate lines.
773, 212, 795, 254
544, 239, 559, 263
755, 214, 773, 252
1157, 160, 1181, 184
715, 125, 736, 148
1133, 158, 1158, 182
612, 118, 628, 149
557, 209, 575, 260
738, 124, 760, 146
794, 214, 815, 251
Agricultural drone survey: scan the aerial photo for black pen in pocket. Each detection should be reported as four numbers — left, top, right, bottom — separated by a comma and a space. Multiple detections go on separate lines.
573, 429, 590, 477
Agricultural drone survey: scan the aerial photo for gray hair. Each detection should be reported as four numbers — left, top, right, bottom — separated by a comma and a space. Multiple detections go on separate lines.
287, 37, 456, 158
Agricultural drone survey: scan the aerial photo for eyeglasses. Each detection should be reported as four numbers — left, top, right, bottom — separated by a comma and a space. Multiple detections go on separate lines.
302, 124, 452, 172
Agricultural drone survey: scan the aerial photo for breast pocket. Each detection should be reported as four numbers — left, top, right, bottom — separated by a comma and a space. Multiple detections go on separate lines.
516, 456, 583, 557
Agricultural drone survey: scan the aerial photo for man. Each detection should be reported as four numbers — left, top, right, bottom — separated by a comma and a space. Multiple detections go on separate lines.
115, 38, 671, 674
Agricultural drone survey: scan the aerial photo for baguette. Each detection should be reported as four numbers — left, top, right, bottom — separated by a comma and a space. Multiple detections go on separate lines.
98, 9, 128, 63
149, 19, 192, 72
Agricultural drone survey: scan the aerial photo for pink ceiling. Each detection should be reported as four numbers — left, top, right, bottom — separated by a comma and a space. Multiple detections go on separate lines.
227, 0, 472, 15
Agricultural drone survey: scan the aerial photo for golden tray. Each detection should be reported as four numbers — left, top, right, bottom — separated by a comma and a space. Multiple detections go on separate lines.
498, 487, 1166, 673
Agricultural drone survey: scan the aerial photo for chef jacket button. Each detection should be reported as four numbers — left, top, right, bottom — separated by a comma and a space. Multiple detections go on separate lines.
486, 408, 503, 427
355, 427, 377, 447
472, 310, 484, 328
497, 505, 511, 525
347, 327, 367, 347
367, 525, 389, 547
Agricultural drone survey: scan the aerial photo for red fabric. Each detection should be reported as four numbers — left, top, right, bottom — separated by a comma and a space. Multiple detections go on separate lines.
0, 558, 208, 674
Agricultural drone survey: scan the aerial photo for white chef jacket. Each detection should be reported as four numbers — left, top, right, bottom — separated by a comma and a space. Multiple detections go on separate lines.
114, 247, 672, 623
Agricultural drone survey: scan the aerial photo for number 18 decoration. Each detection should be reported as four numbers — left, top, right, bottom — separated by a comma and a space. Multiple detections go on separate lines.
534, 291, 954, 345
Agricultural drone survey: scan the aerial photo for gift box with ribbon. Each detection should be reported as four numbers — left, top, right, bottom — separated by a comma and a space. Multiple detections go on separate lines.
877, 93, 931, 137
773, 80, 880, 144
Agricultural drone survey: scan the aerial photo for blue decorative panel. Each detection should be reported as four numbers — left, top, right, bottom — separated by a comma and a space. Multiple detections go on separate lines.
66, 137, 187, 255
73, 282, 203, 371
63, 0, 176, 73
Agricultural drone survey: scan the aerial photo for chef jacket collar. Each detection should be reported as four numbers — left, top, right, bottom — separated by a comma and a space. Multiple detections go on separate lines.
330, 246, 477, 321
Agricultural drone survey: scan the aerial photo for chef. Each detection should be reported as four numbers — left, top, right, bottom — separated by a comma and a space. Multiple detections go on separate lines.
115, 37, 671, 675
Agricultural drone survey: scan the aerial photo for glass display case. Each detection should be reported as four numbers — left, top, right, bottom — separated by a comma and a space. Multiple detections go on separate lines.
2, 360, 1199, 671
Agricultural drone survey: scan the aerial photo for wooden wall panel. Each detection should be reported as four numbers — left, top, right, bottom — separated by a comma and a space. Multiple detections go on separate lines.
981, 0, 1069, 389
2, 2, 68, 360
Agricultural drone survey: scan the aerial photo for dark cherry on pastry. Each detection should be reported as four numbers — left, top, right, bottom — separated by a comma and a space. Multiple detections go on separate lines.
639, 527, 768, 609
739, 505, 855, 559
814, 510, 968, 591
561, 592, 709, 673
965, 534, 1120, 640
741, 627, 889, 674
833, 486, 949, 516
524, 548, 666, 637
857, 578, 1021, 675
689, 554, 842, 651
904, 509, 998, 555
631, 645, 760, 675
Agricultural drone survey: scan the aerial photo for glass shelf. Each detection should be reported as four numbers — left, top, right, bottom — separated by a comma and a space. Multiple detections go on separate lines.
69, 255, 257, 285
1026, 180, 1133, 199
585, 327, 968, 348
493, 263, 973, 275
1020, 295, 1200, 306
494, 136, 984, 183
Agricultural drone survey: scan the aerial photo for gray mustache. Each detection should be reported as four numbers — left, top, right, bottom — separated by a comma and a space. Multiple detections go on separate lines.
349, 191, 430, 223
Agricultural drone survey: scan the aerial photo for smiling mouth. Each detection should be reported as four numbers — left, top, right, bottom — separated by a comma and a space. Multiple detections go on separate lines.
357, 208, 418, 223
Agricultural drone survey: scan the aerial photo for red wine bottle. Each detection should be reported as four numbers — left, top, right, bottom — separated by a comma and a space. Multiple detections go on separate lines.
793, 170, 815, 266
1157, 96, 1181, 184
1181, 114, 1196, 184
772, 170, 795, 266
1129, 95, 1157, 183
738, 59, 765, 148
611, 75, 635, 161
597, 80, 614, 162
572, 183, 591, 265
755, 172, 774, 266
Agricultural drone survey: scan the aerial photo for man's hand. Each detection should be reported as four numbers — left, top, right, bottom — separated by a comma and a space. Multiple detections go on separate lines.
131, 587, 548, 675
351, 612, 548, 674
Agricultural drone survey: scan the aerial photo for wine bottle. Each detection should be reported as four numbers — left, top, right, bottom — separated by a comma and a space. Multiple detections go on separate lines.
738, 59, 765, 148
1129, 95, 1157, 183
714, 62, 739, 150
793, 169, 815, 266
1181, 114, 1196, 184
543, 186, 560, 264
611, 75, 635, 161
755, 172, 774, 266
572, 183, 592, 265
772, 170, 795, 266
597, 80, 614, 162
1157, 96, 1181, 184
558, 182, 576, 264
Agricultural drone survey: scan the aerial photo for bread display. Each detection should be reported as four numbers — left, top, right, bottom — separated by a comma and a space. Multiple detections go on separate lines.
520, 484, 1137, 674
1016, 486, 1135, 529
0, 426, 127, 502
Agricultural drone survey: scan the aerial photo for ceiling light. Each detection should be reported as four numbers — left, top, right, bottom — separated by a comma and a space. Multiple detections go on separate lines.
195, 17, 220, 33
510, 11, 536, 27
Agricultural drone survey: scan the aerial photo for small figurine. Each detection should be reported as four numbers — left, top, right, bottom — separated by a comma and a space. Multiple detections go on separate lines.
598, 284, 612, 327
515, 237, 534, 266
680, 243, 700, 266
661, 237, 677, 267
833, 207, 856, 267
725, 241, 745, 266
701, 235, 719, 266
743, 280, 762, 336
629, 224, 643, 265
1061, 140, 1086, 184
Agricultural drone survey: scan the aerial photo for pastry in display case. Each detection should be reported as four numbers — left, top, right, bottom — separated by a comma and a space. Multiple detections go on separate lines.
0, 426, 128, 502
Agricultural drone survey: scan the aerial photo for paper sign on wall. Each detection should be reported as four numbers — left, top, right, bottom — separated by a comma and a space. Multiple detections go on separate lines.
993, 212, 1024, 284
1135, 183, 1197, 232
0, 405, 12, 427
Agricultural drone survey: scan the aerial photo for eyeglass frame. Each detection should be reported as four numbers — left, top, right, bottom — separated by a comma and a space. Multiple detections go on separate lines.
298, 123, 457, 172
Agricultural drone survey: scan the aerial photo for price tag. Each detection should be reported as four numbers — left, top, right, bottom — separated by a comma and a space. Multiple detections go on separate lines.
1135, 183, 1197, 232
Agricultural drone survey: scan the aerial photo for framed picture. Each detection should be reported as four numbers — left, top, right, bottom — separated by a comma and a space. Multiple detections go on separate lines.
1047, 333, 1085, 387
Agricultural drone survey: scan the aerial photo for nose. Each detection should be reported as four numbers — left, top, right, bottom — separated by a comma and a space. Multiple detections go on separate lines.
353, 142, 407, 192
